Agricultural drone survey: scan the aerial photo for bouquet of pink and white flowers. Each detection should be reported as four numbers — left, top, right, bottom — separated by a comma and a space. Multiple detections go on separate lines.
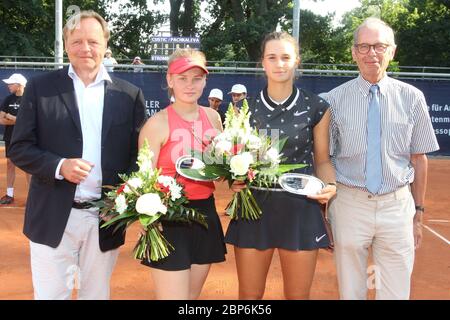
95, 140, 207, 262
182, 99, 305, 220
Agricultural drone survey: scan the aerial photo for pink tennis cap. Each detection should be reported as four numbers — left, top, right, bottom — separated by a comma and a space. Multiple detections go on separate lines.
168, 57, 208, 75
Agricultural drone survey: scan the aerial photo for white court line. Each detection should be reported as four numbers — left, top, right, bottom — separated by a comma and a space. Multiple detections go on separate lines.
427, 219, 450, 223
423, 225, 450, 246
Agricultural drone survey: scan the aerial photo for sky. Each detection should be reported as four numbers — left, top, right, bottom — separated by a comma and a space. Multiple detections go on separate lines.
300, 0, 361, 26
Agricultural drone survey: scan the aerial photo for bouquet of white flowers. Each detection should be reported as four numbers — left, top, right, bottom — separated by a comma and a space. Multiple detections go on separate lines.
94, 140, 207, 262
179, 99, 306, 220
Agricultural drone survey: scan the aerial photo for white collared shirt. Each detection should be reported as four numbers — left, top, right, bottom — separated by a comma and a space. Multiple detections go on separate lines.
325, 74, 439, 194
55, 64, 112, 201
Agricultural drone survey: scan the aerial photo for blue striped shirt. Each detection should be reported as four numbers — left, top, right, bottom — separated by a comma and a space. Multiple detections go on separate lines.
323, 75, 439, 194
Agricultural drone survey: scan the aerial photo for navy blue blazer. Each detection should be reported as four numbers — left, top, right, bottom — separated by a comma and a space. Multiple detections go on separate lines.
9, 67, 147, 251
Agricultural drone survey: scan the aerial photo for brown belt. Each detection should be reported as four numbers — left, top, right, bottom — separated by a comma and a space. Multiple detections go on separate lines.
72, 201, 94, 210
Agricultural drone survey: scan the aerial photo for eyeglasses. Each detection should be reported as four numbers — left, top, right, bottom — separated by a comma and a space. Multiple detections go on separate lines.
354, 43, 390, 54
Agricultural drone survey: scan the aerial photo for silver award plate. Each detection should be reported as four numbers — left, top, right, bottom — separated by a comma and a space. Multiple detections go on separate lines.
278, 173, 325, 196
175, 155, 220, 182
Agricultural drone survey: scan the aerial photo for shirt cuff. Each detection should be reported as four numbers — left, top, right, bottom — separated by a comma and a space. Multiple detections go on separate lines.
55, 159, 65, 180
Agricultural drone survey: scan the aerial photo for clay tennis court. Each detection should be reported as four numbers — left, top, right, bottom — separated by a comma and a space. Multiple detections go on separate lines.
0, 147, 448, 300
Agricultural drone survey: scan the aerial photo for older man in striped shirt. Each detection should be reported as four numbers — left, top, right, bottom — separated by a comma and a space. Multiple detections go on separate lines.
324, 18, 439, 300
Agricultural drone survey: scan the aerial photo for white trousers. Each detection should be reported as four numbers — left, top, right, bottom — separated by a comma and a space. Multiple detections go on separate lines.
29, 208, 119, 300
329, 184, 415, 300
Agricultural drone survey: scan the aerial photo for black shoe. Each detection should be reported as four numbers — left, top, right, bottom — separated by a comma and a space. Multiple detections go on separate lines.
0, 195, 14, 205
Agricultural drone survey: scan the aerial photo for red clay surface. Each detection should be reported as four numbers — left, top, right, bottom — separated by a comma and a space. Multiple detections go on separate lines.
0, 150, 449, 300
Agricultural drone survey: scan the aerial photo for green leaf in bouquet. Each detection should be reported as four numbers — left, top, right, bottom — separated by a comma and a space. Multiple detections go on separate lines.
139, 213, 161, 227
102, 185, 118, 191
254, 163, 308, 189
163, 205, 208, 228
241, 189, 259, 220
225, 192, 239, 219
241, 98, 249, 115
123, 181, 142, 197
168, 194, 187, 207
111, 216, 138, 234
164, 206, 186, 222
277, 163, 309, 173
226, 174, 246, 189
118, 173, 130, 182
101, 211, 136, 228
226, 188, 262, 220
176, 152, 232, 182
178, 168, 221, 181
185, 207, 208, 228
224, 102, 235, 129
90, 198, 112, 211
99, 207, 115, 221
133, 224, 174, 262
205, 164, 231, 177
271, 136, 289, 152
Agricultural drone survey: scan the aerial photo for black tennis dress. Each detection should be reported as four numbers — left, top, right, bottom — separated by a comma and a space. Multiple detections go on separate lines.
225, 86, 331, 250
142, 195, 226, 270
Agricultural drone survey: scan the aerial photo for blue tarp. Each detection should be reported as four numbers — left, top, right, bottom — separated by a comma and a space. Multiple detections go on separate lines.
1, 69, 449, 155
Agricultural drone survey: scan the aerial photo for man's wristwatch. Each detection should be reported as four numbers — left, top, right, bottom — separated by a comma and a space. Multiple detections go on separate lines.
415, 205, 425, 213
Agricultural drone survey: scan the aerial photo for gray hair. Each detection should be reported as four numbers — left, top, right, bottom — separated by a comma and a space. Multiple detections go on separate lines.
353, 17, 396, 46
63, 10, 110, 41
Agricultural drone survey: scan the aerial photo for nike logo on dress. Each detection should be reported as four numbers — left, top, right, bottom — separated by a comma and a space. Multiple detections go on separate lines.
294, 111, 308, 116
315, 234, 326, 242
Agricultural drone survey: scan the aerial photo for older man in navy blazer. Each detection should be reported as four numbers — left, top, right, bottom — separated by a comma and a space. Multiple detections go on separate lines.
9, 11, 146, 299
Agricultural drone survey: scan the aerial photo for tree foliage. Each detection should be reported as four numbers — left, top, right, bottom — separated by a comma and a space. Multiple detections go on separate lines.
0, 0, 109, 57
161, 0, 201, 36
281, 9, 350, 65
394, 0, 450, 66
200, 0, 291, 62
339, 0, 450, 67
104, 0, 165, 59
0, 0, 164, 60
0, 0, 55, 56
0, 0, 448, 67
